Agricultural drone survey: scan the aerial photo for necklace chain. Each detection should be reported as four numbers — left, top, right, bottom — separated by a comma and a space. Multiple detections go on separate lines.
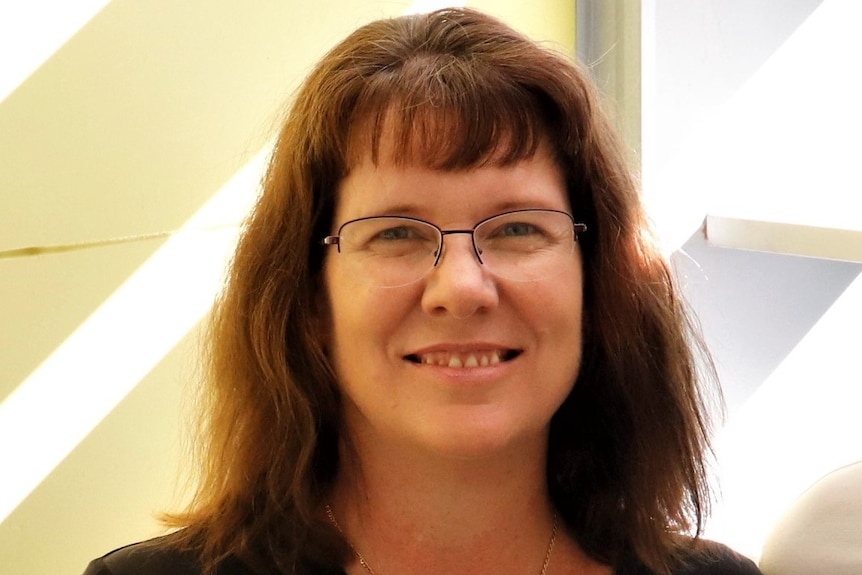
325, 504, 558, 575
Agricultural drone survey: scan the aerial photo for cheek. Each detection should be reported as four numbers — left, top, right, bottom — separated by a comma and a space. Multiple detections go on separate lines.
530, 267, 585, 385
526, 265, 584, 329
323, 264, 417, 366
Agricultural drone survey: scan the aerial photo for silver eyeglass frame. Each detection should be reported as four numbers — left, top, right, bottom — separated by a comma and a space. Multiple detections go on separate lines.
321, 208, 588, 269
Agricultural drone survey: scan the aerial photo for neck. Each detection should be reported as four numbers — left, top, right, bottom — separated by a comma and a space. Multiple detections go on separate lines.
330, 430, 558, 574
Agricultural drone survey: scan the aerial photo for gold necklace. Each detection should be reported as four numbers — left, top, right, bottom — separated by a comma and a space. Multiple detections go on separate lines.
324, 504, 558, 575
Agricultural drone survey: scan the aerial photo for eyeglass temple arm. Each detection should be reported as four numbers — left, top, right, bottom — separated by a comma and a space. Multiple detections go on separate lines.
321, 236, 343, 253
574, 223, 588, 240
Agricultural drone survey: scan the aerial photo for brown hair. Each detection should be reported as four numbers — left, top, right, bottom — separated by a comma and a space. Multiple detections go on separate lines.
168, 8, 717, 575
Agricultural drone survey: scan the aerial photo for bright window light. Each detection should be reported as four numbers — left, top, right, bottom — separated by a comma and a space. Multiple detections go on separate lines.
0, 0, 111, 104
644, 0, 862, 560
646, 0, 862, 253
706, 274, 862, 561
0, 146, 269, 524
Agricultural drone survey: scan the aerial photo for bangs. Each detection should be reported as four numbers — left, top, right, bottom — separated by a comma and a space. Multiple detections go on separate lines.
345, 54, 554, 170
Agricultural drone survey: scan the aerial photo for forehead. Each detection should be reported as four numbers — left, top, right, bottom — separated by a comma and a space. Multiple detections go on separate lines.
335, 132, 569, 222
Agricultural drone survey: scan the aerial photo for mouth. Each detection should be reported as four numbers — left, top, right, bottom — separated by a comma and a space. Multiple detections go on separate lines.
404, 349, 522, 368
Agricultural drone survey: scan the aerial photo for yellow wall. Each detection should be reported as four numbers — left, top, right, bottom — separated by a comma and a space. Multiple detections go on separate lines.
0, 2, 575, 573
470, 0, 575, 54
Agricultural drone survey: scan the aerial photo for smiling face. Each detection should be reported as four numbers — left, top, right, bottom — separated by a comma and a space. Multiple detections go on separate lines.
322, 137, 584, 462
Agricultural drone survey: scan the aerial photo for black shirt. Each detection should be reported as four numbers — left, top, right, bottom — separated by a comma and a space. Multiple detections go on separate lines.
83, 534, 762, 575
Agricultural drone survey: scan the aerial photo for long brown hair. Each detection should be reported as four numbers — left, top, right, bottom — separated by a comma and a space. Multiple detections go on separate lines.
168, 8, 718, 574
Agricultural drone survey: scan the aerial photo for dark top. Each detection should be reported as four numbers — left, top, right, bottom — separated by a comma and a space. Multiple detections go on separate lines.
83, 533, 762, 575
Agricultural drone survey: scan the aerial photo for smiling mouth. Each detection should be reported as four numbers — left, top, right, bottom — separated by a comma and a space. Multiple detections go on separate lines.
404, 349, 521, 368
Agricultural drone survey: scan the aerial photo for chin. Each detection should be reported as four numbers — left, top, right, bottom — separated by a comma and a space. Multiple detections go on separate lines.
413, 417, 549, 462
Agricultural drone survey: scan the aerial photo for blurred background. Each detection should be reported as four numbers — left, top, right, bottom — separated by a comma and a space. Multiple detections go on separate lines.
1, 1, 859, 573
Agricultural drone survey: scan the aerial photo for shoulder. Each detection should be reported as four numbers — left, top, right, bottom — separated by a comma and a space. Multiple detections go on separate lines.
81, 533, 253, 575
673, 540, 762, 575
618, 540, 761, 575
82, 533, 347, 575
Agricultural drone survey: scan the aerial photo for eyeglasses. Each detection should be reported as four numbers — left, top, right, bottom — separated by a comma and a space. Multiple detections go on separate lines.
322, 209, 587, 287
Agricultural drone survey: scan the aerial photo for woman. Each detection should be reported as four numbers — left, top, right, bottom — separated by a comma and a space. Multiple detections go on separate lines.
85, 8, 761, 575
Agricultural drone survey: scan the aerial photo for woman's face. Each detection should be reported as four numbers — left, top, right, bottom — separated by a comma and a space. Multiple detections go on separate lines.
322, 136, 584, 461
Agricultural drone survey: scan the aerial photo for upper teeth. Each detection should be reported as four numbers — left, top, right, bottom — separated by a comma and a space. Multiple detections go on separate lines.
418, 351, 503, 367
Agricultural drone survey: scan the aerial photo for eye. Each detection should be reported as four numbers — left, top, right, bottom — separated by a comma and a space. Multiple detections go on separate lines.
378, 226, 413, 240
500, 222, 539, 237
485, 220, 546, 240
374, 223, 437, 242
477, 212, 566, 254
358, 221, 438, 257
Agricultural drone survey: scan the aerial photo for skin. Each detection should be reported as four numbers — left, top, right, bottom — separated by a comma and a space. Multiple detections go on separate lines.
323, 140, 584, 463
320, 134, 598, 574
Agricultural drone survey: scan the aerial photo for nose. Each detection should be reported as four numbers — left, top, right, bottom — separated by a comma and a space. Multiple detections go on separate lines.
420, 233, 499, 319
